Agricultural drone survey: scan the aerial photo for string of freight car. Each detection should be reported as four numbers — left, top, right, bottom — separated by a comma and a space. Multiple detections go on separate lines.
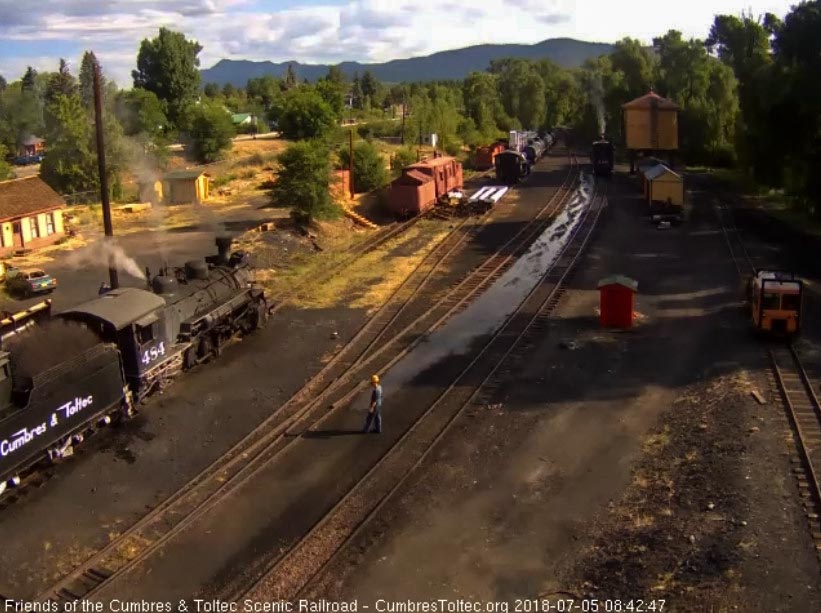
32, 158, 577, 599
716, 199, 821, 566
33, 154, 579, 605
240, 169, 606, 602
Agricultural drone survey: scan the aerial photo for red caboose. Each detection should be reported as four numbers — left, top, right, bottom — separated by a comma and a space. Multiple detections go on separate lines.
388, 156, 463, 216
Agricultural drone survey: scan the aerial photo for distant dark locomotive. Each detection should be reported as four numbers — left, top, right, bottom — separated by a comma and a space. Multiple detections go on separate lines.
591, 139, 615, 176
494, 132, 554, 185
0, 237, 267, 497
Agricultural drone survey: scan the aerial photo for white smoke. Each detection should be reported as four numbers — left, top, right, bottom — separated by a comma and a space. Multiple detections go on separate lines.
66, 238, 146, 281
589, 74, 607, 136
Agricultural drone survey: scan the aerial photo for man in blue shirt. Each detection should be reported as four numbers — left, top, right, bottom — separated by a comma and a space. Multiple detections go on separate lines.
362, 374, 383, 434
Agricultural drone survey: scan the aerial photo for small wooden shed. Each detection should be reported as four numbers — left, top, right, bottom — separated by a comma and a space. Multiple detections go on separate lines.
622, 91, 680, 152
643, 164, 684, 209
598, 275, 638, 329
162, 169, 211, 204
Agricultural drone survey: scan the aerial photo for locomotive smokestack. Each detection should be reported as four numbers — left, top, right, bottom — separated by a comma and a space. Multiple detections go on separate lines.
215, 236, 232, 265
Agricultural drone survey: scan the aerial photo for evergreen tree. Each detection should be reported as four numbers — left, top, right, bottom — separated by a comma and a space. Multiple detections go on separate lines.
21, 67, 38, 92
79, 51, 100, 109
46, 59, 78, 104
285, 64, 298, 90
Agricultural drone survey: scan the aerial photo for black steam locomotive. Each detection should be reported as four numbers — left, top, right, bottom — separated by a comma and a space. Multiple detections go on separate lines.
0, 237, 267, 497
591, 139, 615, 176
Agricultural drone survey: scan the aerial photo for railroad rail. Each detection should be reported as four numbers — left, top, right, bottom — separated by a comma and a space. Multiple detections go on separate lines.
770, 345, 821, 554
717, 200, 821, 565
239, 171, 606, 601
30, 154, 578, 604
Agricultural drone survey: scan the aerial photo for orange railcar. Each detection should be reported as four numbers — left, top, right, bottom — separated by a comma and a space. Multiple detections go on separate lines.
473, 143, 506, 170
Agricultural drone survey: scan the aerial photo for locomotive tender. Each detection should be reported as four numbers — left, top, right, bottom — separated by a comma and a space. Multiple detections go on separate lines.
0, 237, 267, 496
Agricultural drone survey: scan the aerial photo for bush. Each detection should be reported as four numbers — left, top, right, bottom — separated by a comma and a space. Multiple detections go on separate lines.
392, 147, 416, 170
277, 89, 338, 141
443, 139, 463, 157
338, 141, 389, 193
271, 141, 340, 223
213, 174, 236, 188
189, 101, 236, 163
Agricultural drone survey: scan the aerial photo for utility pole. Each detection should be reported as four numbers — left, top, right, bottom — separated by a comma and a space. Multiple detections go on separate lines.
93, 58, 119, 289
400, 99, 406, 145
348, 128, 355, 199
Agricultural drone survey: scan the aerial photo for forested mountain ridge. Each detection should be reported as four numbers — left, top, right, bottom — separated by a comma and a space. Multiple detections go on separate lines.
200, 38, 615, 86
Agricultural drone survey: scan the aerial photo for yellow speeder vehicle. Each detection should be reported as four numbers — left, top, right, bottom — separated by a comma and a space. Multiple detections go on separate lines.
748, 270, 803, 336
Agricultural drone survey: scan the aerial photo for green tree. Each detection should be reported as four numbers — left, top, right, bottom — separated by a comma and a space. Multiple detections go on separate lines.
40, 94, 96, 193
277, 88, 337, 140
338, 141, 388, 193
21, 67, 37, 93
271, 140, 339, 223
203, 82, 220, 98
0, 75, 6, 92
188, 101, 235, 163
115, 88, 167, 137
326, 65, 345, 86
315, 77, 345, 117
45, 59, 77, 104
771, 1, 821, 205
463, 72, 502, 136
79, 51, 100, 110
350, 73, 363, 109
0, 144, 12, 180
133, 28, 203, 129
284, 64, 298, 90
392, 146, 416, 170
0, 81, 47, 150
247, 75, 282, 111
495, 59, 546, 129
360, 71, 380, 108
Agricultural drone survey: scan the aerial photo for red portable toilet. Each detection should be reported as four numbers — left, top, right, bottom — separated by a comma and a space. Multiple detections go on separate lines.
597, 275, 638, 328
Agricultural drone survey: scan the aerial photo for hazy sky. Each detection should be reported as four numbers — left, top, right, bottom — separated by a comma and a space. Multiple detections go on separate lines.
0, 0, 797, 86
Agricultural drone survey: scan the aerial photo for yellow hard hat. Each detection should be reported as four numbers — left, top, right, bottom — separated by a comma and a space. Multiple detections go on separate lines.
371, 374, 380, 383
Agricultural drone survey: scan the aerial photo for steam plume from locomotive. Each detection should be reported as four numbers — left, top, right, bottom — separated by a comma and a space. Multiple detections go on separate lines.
66, 239, 146, 281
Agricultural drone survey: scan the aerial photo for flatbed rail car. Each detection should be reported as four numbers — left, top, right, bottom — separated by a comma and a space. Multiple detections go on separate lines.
748, 270, 803, 336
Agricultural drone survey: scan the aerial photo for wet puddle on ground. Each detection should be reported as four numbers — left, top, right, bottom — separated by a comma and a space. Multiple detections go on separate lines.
377, 173, 595, 392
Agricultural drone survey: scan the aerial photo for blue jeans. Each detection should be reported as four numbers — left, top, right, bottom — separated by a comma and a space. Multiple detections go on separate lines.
363, 408, 382, 433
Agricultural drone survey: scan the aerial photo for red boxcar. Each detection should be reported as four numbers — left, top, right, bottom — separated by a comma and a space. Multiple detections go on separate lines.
473, 142, 506, 170
388, 156, 463, 216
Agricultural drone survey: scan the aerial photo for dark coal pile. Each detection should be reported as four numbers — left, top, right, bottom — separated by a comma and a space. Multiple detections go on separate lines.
5, 321, 101, 387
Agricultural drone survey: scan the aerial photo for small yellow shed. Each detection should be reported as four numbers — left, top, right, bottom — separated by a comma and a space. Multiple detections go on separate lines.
622, 91, 680, 152
644, 164, 684, 208
162, 170, 211, 204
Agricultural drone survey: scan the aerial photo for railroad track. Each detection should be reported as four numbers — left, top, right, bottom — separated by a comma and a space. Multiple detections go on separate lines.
270, 166, 499, 313
717, 200, 821, 565
239, 169, 606, 601
769, 345, 821, 559
30, 154, 578, 604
